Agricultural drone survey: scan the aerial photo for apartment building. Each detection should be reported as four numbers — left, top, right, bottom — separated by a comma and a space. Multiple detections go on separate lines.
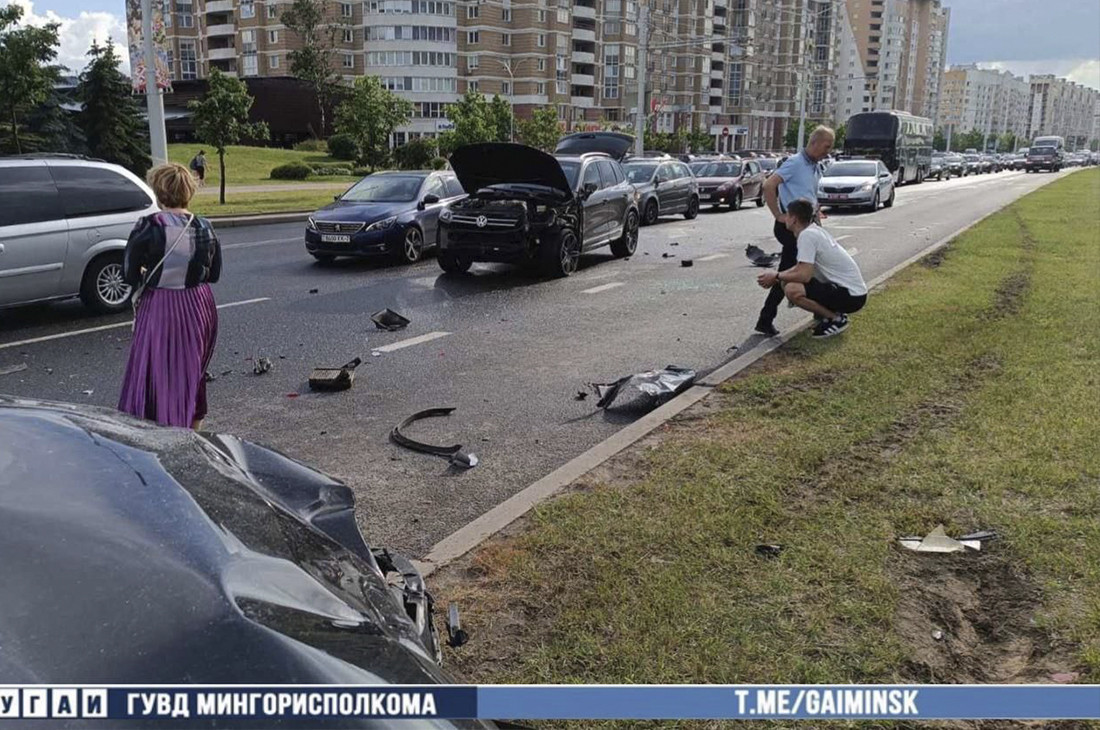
144, 0, 845, 149
937, 65, 1031, 143
1026, 74, 1100, 149
834, 0, 947, 124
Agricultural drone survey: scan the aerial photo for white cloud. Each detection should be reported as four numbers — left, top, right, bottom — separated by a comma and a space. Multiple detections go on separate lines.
6, 0, 129, 75
977, 59, 1100, 92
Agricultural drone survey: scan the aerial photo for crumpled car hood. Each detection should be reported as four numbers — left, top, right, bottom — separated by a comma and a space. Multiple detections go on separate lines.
450, 143, 572, 196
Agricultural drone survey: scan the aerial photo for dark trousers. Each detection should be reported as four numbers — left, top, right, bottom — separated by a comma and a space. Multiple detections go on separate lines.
757, 219, 799, 326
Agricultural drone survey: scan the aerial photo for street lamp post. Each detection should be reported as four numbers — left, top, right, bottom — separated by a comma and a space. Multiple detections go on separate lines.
489, 57, 536, 143
141, 0, 168, 165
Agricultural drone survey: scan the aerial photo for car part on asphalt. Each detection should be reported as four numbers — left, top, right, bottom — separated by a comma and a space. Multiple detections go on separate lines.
681, 259, 694, 267
308, 357, 362, 392
0, 363, 28, 377
309, 288, 319, 294
574, 391, 589, 401
590, 366, 697, 410
252, 356, 273, 375
371, 308, 411, 331
755, 544, 784, 559
745, 244, 781, 268
203, 370, 216, 383
662, 252, 675, 259
390, 407, 479, 468
898, 525, 982, 553
447, 604, 469, 648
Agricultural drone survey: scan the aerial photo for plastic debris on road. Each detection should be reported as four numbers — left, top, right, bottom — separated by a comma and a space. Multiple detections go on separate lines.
0, 363, 28, 377
746, 244, 781, 268
390, 407, 479, 468
590, 365, 696, 410
898, 525, 983, 553
681, 259, 694, 267
308, 357, 362, 392
371, 308, 411, 331
755, 544, 784, 559
447, 604, 469, 648
252, 357, 273, 375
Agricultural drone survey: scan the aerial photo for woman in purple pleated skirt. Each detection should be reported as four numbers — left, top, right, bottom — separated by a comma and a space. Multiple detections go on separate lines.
118, 163, 222, 430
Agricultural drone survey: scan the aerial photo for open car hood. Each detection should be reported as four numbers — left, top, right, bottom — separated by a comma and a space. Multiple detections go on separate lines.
450, 142, 572, 196
554, 131, 634, 161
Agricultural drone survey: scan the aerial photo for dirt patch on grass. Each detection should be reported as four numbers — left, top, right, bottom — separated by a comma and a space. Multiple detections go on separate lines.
893, 551, 1077, 684
921, 244, 951, 268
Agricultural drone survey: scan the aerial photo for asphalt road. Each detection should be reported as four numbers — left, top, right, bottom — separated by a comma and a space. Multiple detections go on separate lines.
0, 169, 1070, 556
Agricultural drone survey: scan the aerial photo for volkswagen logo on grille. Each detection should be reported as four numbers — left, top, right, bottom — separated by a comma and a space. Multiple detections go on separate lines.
475, 216, 488, 228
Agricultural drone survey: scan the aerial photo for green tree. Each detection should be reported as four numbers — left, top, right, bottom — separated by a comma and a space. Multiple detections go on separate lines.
687, 124, 713, 154
0, 4, 60, 154
446, 89, 497, 148
933, 129, 947, 151
783, 118, 826, 150
516, 106, 561, 151
188, 69, 269, 204
392, 137, 435, 169
334, 75, 412, 169
488, 94, 513, 142
281, 0, 341, 137
14, 89, 84, 154
78, 40, 151, 177
834, 123, 846, 148
996, 132, 1017, 152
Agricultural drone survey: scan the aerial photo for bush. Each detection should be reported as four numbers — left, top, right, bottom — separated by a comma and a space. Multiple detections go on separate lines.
430, 156, 449, 171
306, 161, 352, 172
327, 133, 359, 161
393, 138, 436, 170
269, 161, 312, 180
293, 138, 328, 152
311, 166, 355, 176
352, 167, 372, 177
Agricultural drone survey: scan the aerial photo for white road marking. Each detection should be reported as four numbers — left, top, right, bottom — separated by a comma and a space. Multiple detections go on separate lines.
577, 271, 620, 282
846, 247, 860, 255
222, 236, 300, 250
373, 331, 451, 353
696, 253, 729, 262
834, 235, 853, 241
580, 282, 625, 294
0, 297, 271, 351
829, 225, 884, 230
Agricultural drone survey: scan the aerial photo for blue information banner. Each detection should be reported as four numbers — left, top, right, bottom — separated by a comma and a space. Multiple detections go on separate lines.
0, 685, 1096, 722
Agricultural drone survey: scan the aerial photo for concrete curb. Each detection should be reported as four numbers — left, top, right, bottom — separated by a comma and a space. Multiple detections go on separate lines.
413, 172, 1070, 578
208, 212, 312, 228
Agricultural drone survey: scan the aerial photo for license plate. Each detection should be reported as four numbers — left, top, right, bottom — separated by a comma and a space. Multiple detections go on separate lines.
702, 193, 714, 200
828, 194, 849, 200
321, 234, 351, 243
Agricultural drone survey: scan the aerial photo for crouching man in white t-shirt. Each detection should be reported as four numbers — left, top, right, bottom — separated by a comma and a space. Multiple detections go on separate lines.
756, 198, 868, 338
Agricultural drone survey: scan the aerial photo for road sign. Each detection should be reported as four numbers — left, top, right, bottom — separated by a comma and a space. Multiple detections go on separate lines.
722, 127, 730, 137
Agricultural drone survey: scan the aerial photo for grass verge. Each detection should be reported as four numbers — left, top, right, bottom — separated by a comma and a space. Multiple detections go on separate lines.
168, 144, 359, 188
432, 170, 1100, 726
190, 190, 339, 217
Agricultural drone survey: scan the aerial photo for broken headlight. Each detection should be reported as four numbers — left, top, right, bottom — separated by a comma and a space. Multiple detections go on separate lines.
439, 208, 453, 222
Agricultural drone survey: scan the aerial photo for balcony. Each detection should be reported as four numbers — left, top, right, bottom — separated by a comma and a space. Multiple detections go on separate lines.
571, 95, 595, 108
572, 50, 595, 64
572, 73, 594, 87
207, 23, 236, 37
711, 69, 724, 80
205, 0, 234, 13
208, 47, 237, 61
573, 4, 595, 19
573, 28, 596, 42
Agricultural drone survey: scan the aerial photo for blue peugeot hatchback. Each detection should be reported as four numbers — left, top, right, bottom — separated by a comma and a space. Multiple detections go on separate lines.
305, 170, 465, 264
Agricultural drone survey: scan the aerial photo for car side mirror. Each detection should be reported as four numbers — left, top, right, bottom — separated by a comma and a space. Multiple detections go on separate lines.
582, 182, 598, 199
334, 195, 342, 201
421, 194, 440, 209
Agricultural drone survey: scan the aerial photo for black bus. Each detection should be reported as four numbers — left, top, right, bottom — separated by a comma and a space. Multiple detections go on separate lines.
843, 111, 933, 184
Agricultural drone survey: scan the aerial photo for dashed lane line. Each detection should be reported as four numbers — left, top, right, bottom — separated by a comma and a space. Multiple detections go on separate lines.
696, 253, 729, 262
373, 331, 452, 353
580, 282, 625, 294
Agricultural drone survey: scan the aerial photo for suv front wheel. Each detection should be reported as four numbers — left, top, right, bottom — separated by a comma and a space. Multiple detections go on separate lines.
80, 253, 132, 314
541, 229, 581, 277
610, 210, 639, 258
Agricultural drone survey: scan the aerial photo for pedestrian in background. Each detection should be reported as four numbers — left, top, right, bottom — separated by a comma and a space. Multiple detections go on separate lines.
189, 150, 207, 187
754, 125, 835, 337
118, 163, 222, 430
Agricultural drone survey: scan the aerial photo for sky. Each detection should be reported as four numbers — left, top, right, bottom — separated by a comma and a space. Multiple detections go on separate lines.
4, 0, 1100, 90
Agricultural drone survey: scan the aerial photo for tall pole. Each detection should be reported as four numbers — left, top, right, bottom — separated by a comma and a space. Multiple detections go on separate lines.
507, 64, 515, 142
796, 0, 809, 151
634, 5, 648, 157
142, 0, 168, 166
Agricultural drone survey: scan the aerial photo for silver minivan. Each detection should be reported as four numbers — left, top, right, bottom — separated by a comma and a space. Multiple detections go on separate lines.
0, 156, 159, 313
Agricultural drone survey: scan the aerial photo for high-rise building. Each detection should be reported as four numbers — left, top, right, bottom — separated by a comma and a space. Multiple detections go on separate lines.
937, 65, 1030, 147
1026, 75, 1100, 149
153, 0, 846, 149
833, 0, 948, 125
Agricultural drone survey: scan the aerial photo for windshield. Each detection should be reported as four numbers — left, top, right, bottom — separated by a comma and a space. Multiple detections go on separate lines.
696, 162, 742, 177
847, 113, 898, 140
622, 164, 658, 183
759, 159, 777, 170
341, 175, 423, 202
824, 162, 878, 177
1031, 146, 1056, 155
558, 161, 581, 188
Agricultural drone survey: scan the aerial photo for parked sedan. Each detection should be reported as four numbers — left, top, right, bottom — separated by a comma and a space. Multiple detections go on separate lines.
817, 159, 895, 211
692, 159, 767, 210
622, 158, 700, 225
305, 171, 465, 264
962, 154, 983, 175
944, 153, 966, 177
929, 152, 951, 180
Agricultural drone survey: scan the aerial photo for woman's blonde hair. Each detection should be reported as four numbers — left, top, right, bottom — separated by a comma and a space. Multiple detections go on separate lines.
147, 162, 198, 209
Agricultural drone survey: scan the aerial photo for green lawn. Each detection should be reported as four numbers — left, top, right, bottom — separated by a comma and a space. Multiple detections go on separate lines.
189, 189, 340, 218
433, 170, 1100, 726
168, 144, 359, 187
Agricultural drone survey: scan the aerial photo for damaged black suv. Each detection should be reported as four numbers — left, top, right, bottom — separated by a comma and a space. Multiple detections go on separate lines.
438, 133, 640, 277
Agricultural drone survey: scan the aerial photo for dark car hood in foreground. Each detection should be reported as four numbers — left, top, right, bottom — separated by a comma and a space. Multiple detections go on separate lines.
554, 131, 634, 160
313, 199, 413, 223
0, 398, 481, 718
450, 143, 571, 196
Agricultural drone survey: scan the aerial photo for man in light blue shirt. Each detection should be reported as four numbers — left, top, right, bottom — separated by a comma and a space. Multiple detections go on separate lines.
754, 126, 835, 336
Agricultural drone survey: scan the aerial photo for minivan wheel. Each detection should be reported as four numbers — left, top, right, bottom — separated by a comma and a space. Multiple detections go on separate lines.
80, 254, 131, 314
684, 196, 699, 219
542, 229, 581, 277
438, 251, 472, 274
643, 199, 659, 226
610, 210, 639, 258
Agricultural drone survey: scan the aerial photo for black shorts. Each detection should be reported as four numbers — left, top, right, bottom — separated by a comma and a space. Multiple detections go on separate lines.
804, 279, 867, 314
196, 167, 206, 180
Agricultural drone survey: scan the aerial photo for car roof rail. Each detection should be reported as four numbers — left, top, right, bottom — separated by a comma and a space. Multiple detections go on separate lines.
577, 151, 611, 159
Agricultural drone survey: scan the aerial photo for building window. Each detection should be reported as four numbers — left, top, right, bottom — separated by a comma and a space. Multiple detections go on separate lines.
603, 44, 619, 99
502, 80, 511, 95
177, 0, 193, 26
268, 30, 278, 43
467, 30, 479, 44
179, 41, 197, 79
467, 4, 478, 18
343, 28, 354, 43
625, 22, 636, 35
537, 58, 545, 71
537, 81, 545, 95
605, 21, 620, 34
165, 9, 171, 27
557, 8, 568, 23
502, 7, 511, 21
166, 47, 175, 78
267, 3, 277, 18
468, 80, 479, 92
537, 8, 546, 22
270, 54, 280, 68
728, 61, 742, 104
502, 32, 510, 46
240, 1, 255, 18
537, 33, 546, 47
341, 2, 353, 17
467, 53, 479, 70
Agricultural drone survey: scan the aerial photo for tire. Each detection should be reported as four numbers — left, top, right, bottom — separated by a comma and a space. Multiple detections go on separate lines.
80, 253, 131, 314
643, 199, 659, 226
437, 251, 472, 274
311, 254, 336, 264
730, 191, 742, 211
896, 168, 905, 185
541, 228, 581, 277
867, 191, 880, 212
883, 186, 895, 208
683, 196, 699, 220
755, 194, 765, 207
610, 210, 639, 258
395, 225, 424, 264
